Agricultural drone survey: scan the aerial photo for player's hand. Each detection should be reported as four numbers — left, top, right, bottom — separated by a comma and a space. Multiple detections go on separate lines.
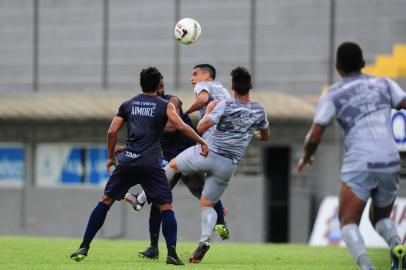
200, 143, 209, 157
114, 145, 125, 154
296, 156, 313, 174
106, 158, 117, 175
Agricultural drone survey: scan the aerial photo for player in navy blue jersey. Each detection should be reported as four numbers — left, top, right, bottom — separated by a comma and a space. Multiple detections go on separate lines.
70, 67, 208, 266
122, 81, 230, 260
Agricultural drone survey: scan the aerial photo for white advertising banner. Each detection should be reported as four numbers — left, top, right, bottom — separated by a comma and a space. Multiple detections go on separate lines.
36, 143, 108, 186
309, 196, 406, 247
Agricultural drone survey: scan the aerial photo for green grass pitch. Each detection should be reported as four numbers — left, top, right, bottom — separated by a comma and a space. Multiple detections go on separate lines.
0, 236, 391, 270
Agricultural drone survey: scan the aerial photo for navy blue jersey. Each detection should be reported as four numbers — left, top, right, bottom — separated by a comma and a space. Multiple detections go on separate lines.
116, 94, 168, 167
160, 94, 195, 161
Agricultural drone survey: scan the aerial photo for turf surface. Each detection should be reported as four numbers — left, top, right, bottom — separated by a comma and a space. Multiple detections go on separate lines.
0, 236, 391, 270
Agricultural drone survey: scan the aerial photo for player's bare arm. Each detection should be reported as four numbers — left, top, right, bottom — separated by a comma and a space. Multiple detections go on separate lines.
164, 96, 181, 133
166, 102, 209, 157
185, 90, 209, 115
196, 116, 214, 134
398, 98, 406, 110
114, 145, 125, 154
106, 116, 125, 174
296, 123, 325, 174
196, 100, 218, 134
255, 128, 270, 141
205, 100, 218, 114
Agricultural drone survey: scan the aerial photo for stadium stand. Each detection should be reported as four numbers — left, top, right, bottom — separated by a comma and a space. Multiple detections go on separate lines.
363, 44, 406, 78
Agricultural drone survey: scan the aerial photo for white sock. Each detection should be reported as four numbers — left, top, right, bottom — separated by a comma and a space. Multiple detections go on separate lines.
137, 191, 147, 204
375, 218, 401, 249
200, 207, 217, 243
341, 224, 373, 269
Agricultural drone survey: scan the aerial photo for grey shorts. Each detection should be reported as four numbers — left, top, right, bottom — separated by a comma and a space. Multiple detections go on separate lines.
341, 171, 400, 207
175, 145, 237, 202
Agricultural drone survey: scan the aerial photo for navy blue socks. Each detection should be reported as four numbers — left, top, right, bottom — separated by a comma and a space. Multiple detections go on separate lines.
214, 200, 225, 225
149, 204, 162, 247
80, 201, 110, 249
160, 209, 177, 255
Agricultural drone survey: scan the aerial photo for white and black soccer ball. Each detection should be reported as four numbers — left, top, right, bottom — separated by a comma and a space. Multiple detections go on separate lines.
174, 18, 201, 45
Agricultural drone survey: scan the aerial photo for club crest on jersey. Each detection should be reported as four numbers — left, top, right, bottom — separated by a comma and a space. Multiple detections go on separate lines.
125, 151, 140, 159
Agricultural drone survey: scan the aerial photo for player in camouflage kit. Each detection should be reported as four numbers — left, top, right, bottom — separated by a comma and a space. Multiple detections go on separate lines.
297, 42, 406, 270
166, 67, 270, 263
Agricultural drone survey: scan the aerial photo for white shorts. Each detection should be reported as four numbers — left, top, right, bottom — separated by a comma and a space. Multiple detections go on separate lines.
175, 145, 237, 202
341, 171, 400, 207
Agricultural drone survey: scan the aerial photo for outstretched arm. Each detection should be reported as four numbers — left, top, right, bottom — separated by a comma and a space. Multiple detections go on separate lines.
185, 90, 209, 115
296, 123, 326, 174
166, 102, 209, 157
107, 116, 125, 175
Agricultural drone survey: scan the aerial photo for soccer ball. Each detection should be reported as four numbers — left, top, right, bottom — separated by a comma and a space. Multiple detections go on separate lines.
174, 18, 201, 45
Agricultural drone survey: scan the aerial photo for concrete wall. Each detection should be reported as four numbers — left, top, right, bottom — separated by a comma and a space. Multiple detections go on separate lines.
1, 0, 405, 95
0, 118, 336, 243
0, 175, 264, 242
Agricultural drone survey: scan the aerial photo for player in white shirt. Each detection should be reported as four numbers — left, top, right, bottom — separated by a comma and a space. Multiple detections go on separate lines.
185, 64, 231, 140
297, 42, 406, 270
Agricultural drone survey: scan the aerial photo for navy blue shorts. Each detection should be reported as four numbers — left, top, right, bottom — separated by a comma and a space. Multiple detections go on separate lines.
104, 165, 172, 205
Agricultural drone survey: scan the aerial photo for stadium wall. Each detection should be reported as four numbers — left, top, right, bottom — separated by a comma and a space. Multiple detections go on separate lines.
0, 119, 315, 242
1, 0, 405, 96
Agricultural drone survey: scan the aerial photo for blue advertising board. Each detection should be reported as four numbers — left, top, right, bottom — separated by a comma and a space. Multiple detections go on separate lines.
87, 147, 109, 185
0, 146, 24, 183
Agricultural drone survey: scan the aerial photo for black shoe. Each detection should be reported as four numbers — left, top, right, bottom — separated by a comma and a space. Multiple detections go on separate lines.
189, 242, 210, 264
70, 247, 88, 262
166, 254, 184, 265
138, 246, 159, 260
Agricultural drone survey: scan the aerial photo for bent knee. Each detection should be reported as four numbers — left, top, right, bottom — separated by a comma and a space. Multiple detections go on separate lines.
100, 195, 114, 206
157, 203, 173, 211
168, 158, 180, 173
200, 195, 215, 208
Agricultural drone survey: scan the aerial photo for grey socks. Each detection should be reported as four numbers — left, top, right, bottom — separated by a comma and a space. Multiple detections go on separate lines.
341, 224, 373, 270
200, 207, 217, 243
375, 218, 401, 248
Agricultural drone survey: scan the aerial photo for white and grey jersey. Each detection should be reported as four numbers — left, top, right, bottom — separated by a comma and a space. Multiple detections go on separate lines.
193, 81, 231, 119
206, 99, 269, 162
314, 74, 406, 174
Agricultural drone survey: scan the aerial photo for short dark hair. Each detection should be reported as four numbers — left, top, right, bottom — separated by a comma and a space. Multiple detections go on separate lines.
140, 67, 163, 93
193, 64, 216, 79
231, 67, 251, 95
336, 42, 365, 73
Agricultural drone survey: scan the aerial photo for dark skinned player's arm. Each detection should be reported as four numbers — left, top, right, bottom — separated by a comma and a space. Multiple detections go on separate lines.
296, 123, 326, 174
255, 128, 271, 141
184, 90, 209, 115
398, 99, 406, 110
106, 116, 125, 174
166, 102, 209, 157
164, 96, 181, 133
